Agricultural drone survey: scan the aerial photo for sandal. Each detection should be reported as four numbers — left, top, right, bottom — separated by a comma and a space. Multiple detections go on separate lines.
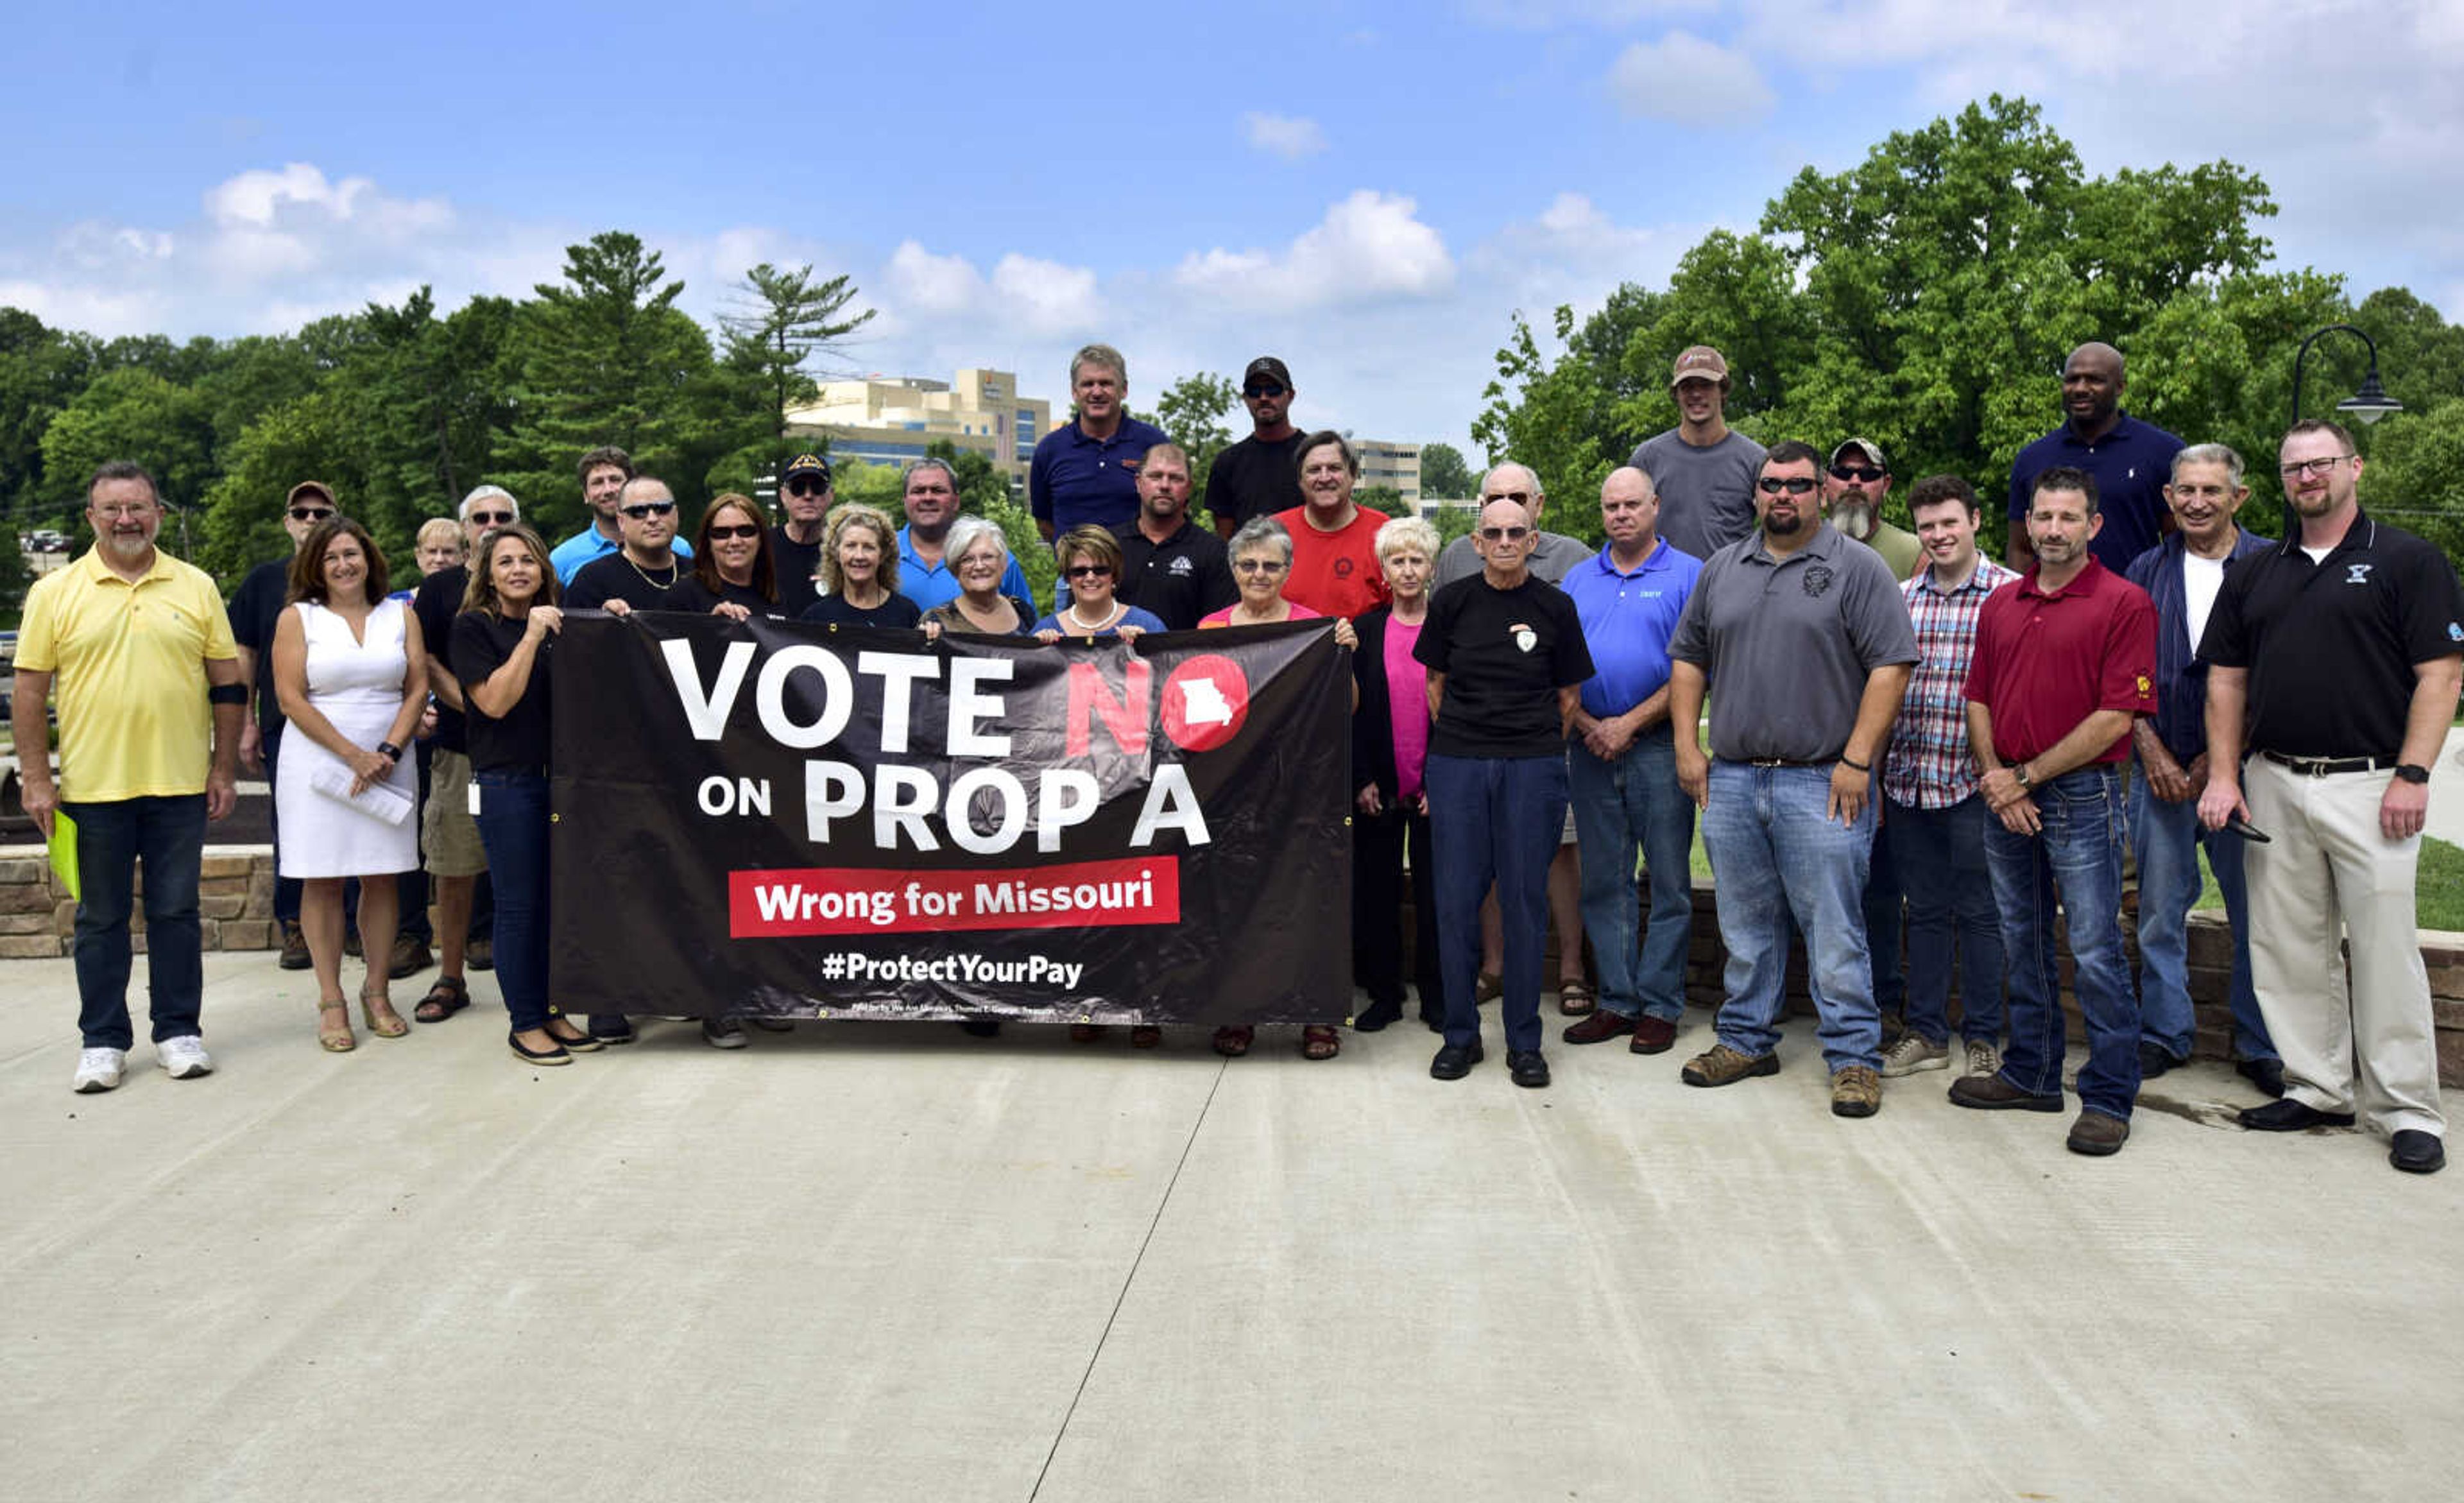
414, 975, 470, 1024
1212, 1025, 1254, 1058
1301, 1024, 1342, 1061
317, 1000, 356, 1053
1557, 981, 1596, 1017
361, 988, 410, 1039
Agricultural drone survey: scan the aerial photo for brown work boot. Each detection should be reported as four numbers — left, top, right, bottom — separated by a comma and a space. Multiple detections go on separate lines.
1830, 1065, 1883, 1118
388, 931, 432, 979
2066, 1110, 2130, 1156
278, 920, 311, 970
1681, 1042, 1781, 1088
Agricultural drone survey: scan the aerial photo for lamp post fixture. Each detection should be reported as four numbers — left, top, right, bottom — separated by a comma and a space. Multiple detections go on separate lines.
2291, 323, 2402, 429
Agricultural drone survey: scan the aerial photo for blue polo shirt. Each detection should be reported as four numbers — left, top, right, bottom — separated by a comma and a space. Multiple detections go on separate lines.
1029, 416, 1170, 534
1559, 537, 1704, 719
894, 524, 1033, 612
2006, 413, 2184, 575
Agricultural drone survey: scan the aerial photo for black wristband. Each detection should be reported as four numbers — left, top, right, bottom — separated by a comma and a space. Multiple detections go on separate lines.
377, 741, 402, 760
1838, 755, 1869, 773
207, 683, 246, 705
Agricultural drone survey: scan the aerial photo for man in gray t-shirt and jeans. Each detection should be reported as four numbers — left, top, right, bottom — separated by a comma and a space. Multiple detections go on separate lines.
1629, 344, 1768, 562
1666, 440, 1919, 1120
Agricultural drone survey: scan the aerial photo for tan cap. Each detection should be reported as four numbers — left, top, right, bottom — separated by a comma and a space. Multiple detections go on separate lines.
286, 481, 336, 509
1670, 345, 1730, 388
1830, 437, 1888, 472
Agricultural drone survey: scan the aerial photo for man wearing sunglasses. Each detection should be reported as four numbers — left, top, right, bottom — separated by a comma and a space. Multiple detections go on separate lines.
1206, 356, 1308, 540
565, 477, 690, 613
1628, 345, 1768, 563
770, 453, 834, 614
1666, 442, 1918, 1121
2005, 342, 2184, 578
549, 446, 692, 585
1823, 440, 1920, 583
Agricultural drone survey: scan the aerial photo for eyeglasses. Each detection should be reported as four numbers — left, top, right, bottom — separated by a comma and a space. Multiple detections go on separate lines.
1243, 382, 1287, 399
1829, 465, 1886, 483
466, 510, 514, 526
620, 501, 677, 518
1233, 558, 1288, 574
1757, 477, 1819, 494
707, 523, 763, 540
1065, 563, 1113, 580
289, 506, 336, 522
1482, 491, 1534, 506
2279, 455, 2354, 479
1478, 526, 1532, 542
785, 479, 831, 497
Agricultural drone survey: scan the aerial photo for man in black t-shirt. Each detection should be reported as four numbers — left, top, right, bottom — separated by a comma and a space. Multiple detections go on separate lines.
1415, 497, 1595, 1090
565, 477, 688, 612
771, 453, 832, 615
1117, 442, 1235, 630
1205, 356, 1308, 539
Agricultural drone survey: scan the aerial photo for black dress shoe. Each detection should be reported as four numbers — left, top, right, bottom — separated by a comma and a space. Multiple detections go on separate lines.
1430, 1042, 1484, 1080
1507, 1049, 1550, 1088
2238, 1098, 2356, 1131
2236, 1058, 2287, 1098
2390, 1129, 2445, 1174
1353, 999, 1404, 1033
2136, 1042, 2179, 1079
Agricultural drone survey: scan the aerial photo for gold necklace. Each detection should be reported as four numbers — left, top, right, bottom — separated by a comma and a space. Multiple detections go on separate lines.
625, 553, 678, 590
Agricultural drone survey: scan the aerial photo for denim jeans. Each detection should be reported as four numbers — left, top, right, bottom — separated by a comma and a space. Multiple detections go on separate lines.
1984, 765, 2140, 1120
1568, 727, 1694, 1023
1887, 793, 2005, 1046
65, 794, 207, 1049
472, 769, 552, 1032
1863, 808, 1906, 1018
1426, 751, 1569, 1054
2130, 766, 2272, 1064
1699, 762, 1881, 1071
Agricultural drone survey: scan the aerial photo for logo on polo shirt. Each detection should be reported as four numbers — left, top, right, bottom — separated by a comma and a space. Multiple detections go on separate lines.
1167, 556, 1192, 576
2136, 673, 2153, 698
1802, 565, 1835, 597
2449, 622, 2462, 642
1512, 625, 1537, 653
2346, 563, 2374, 585
1333, 558, 1356, 579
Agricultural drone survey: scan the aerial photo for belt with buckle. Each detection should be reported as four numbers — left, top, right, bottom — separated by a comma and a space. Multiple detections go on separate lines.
1733, 757, 1832, 769
2260, 750, 2392, 777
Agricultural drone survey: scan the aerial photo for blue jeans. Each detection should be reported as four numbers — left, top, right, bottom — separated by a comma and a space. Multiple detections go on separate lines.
1863, 807, 1906, 1017
1984, 765, 2140, 1119
471, 770, 552, 1032
65, 794, 207, 1049
1887, 793, 2005, 1046
1700, 762, 1881, 1071
1568, 728, 1693, 1023
2130, 766, 2273, 1064
1426, 752, 1568, 1054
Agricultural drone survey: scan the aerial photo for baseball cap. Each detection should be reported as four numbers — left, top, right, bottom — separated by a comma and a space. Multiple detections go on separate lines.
1831, 438, 1889, 472
1669, 346, 1731, 388
782, 452, 832, 484
286, 481, 336, 510
1242, 356, 1292, 391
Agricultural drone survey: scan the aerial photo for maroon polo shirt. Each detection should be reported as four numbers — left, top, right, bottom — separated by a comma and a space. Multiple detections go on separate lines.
1964, 556, 2158, 766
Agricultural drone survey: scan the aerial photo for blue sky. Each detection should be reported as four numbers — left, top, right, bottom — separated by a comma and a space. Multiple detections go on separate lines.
5, 1, 2456, 455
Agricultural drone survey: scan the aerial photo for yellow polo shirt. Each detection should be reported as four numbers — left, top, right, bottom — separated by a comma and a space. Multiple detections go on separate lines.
15, 547, 239, 802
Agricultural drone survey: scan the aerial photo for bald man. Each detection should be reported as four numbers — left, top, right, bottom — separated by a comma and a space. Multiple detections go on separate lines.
2005, 341, 2183, 575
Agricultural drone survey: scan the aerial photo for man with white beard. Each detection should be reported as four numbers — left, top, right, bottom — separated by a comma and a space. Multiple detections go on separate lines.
1824, 439, 1921, 583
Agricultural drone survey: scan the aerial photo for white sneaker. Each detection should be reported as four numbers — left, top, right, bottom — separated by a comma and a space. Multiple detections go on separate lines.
157, 1035, 214, 1079
73, 1047, 126, 1094
1964, 1039, 2003, 1078
1879, 1033, 1949, 1077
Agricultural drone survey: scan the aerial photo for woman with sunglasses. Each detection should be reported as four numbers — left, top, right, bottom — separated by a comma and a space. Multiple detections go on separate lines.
454, 524, 602, 1065
662, 494, 795, 621
1031, 526, 1167, 643
801, 503, 923, 628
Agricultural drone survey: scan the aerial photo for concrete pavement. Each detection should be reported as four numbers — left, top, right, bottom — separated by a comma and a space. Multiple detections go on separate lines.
4, 950, 2460, 1502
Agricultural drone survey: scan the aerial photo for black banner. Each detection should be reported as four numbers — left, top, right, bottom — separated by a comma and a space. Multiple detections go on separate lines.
548, 614, 1353, 1026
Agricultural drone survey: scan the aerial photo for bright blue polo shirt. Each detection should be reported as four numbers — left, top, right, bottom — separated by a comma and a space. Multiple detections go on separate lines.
2005, 412, 2185, 576
1029, 416, 1170, 534
1560, 537, 1704, 719
894, 524, 1033, 612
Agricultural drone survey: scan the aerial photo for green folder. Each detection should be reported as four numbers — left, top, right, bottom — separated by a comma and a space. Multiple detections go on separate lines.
48, 807, 80, 903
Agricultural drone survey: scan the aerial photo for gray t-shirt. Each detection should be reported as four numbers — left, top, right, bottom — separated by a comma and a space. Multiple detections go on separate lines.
1629, 429, 1767, 563
1667, 521, 1920, 762
1432, 528, 1589, 591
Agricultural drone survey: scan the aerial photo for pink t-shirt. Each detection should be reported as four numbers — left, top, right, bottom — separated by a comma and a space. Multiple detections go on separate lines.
1199, 602, 1323, 628
1383, 615, 1430, 800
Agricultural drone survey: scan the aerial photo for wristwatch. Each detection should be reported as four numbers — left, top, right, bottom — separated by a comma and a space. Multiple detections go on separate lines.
2012, 763, 2034, 791
2395, 764, 2430, 785
377, 741, 403, 760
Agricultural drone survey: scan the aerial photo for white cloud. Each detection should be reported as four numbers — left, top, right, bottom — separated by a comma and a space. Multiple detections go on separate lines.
1242, 112, 1328, 160
1607, 31, 1774, 125
1176, 190, 1454, 306
877, 241, 1103, 340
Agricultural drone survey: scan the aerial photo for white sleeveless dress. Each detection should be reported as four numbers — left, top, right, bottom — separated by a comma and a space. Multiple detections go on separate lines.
273, 598, 420, 878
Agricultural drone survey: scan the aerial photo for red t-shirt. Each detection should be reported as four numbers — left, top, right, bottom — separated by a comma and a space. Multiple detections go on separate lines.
1964, 558, 2158, 765
1274, 505, 1391, 620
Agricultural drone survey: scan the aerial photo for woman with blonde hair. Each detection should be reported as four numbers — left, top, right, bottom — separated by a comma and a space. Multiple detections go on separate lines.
802, 502, 922, 628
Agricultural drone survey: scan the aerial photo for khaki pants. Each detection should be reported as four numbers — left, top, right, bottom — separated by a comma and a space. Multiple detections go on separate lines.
2243, 756, 2443, 1137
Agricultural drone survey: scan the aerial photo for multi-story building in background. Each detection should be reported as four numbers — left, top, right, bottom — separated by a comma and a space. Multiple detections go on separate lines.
1355, 439, 1421, 507
785, 368, 1052, 485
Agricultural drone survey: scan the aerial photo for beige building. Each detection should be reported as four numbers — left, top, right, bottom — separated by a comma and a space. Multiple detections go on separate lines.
785, 368, 1052, 485
1355, 439, 1421, 506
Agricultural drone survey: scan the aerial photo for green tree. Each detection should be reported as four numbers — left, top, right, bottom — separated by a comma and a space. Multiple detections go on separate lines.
38, 367, 219, 527
1154, 372, 1238, 490
1417, 440, 1475, 499
719, 262, 874, 453
1356, 484, 1410, 521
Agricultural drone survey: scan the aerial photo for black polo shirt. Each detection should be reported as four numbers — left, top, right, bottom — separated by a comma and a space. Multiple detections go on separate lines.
1116, 517, 1236, 631
2200, 508, 2464, 759
412, 565, 470, 753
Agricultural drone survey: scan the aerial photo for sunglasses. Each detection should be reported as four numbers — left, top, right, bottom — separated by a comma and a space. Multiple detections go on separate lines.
1479, 525, 1532, 542
707, 522, 763, 540
620, 501, 677, 518
1757, 477, 1819, 494
466, 510, 514, 526
786, 478, 832, 497
289, 506, 336, 522
1829, 465, 1886, 483
1065, 563, 1113, 579
1233, 558, 1288, 574
1481, 490, 1534, 506
1243, 382, 1287, 399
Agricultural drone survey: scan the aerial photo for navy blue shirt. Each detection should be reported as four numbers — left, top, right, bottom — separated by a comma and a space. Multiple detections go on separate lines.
2123, 528, 2273, 760
2006, 413, 2184, 574
1558, 538, 1702, 720
1029, 417, 1171, 534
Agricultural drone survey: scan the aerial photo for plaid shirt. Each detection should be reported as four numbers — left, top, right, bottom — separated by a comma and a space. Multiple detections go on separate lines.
1883, 556, 2019, 809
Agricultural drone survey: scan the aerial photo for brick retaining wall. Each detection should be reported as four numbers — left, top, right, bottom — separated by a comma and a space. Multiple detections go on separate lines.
4, 844, 2460, 1086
